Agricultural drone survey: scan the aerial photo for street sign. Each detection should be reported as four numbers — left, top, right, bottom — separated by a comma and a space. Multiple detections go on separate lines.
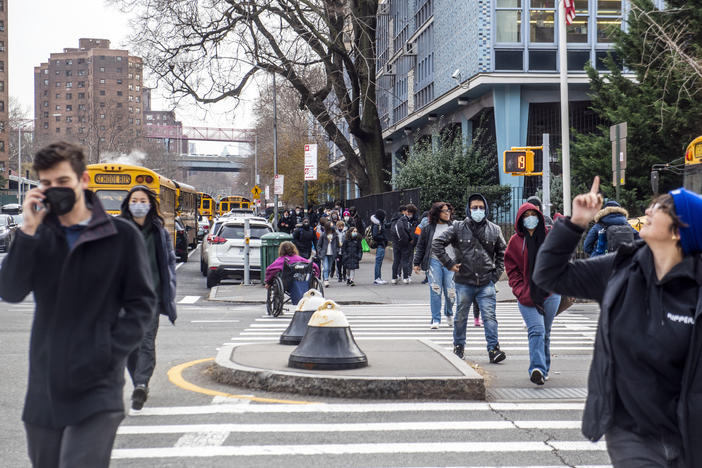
304, 144, 318, 181
274, 174, 284, 195
264, 185, 270, 199
251, 185, 262, 198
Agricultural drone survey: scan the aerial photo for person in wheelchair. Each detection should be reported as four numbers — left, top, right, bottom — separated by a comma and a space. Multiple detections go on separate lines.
264, 241, 322, 316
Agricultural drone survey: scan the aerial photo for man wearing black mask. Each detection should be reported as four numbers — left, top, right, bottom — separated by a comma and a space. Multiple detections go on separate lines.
293, 217, 316, 259
0, 142, 155, 467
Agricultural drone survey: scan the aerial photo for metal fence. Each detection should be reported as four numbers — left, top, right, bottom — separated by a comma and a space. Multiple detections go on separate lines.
344, 188, 421, 227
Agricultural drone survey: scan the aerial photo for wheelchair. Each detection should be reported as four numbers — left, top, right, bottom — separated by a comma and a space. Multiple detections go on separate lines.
266, 258, 324, 317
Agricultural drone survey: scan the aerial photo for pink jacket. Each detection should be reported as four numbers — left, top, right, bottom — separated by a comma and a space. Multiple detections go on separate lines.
265, 255, 320, 284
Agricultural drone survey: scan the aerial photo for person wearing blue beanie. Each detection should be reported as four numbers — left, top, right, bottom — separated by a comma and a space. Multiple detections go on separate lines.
533, 177, 702, 468
669, 187, 702, 255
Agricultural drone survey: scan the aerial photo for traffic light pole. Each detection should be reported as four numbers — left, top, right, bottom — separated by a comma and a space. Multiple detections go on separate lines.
542, 133, 551, 217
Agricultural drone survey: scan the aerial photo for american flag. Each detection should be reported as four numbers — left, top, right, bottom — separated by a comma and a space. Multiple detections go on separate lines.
563, 0, 576, 26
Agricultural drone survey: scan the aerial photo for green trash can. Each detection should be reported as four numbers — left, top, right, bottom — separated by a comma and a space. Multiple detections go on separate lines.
260, 232, 294, 274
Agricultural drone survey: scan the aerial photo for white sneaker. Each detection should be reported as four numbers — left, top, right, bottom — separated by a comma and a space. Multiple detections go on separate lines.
402, 278, 410, 284
374, 278, 387, 285
324, 280, 329, 287
430, 322, 439, 329
391, 279, 398, 284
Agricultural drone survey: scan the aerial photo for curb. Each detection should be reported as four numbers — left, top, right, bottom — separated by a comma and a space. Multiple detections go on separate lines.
209, 339, 485, 400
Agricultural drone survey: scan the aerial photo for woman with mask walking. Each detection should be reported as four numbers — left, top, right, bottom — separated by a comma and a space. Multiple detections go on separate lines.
120, 186, 177, 410
505, 202, 559, 385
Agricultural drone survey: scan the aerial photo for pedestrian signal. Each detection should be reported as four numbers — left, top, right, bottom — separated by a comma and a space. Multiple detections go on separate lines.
503, 150, 535, 175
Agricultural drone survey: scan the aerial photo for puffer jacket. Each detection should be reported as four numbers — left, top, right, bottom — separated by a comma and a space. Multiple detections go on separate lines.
583, 205, 639, 256
533, 217, 702, 468
432, 209, 506, 286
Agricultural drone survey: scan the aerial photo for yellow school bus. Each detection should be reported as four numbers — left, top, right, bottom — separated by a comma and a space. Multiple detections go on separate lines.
683, 136, 702, 193
217, 195, 253, 216
173, 180, 198, 248
199, 192, 215, 221
87, 163, 177, 242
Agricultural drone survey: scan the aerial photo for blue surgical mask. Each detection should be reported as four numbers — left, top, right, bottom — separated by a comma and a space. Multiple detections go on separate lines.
470, 208, 485, 223
129, 202, 151, 218
523, 215, 539, 230
351, 232, 358, 238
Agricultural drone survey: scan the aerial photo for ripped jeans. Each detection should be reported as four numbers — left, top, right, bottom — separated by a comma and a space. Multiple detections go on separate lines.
428, 257, 455, 324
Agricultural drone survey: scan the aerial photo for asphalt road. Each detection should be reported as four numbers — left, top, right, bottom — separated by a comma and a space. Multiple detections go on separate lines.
0, 245, 612, 467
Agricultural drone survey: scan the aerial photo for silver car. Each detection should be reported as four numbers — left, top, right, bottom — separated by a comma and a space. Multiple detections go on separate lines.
205, 218, 272, 288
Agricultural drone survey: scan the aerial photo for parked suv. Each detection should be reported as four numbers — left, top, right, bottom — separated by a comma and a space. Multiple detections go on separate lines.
205, 217, 272, 288
200, 217, 229, 276
0, 214, 17, 251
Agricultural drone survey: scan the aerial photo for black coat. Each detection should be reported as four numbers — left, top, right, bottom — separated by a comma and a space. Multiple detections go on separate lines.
413, 223, 436, 271
342, 237, 363, 269
432, 218, 506, 286
0, 192, 155, 428
317, 231, 340, 258
293, 226, 316, 258
533, 218, 702, 468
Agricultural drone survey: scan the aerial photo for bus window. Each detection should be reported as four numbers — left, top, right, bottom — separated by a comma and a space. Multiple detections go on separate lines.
203, 199, 210, 209
95, 190, 129, 211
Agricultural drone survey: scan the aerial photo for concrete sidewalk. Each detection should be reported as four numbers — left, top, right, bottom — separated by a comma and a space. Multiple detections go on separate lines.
209, 248, 517, 305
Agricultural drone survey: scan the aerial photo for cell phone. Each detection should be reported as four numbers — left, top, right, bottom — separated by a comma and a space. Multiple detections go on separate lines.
33, 201, 46, 213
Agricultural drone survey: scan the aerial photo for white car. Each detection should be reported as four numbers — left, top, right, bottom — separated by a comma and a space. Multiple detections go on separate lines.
205, 218, 273, 288
200, 218, 228, 276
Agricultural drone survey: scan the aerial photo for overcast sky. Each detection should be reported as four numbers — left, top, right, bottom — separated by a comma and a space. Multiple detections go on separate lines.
10, 0, 257, 143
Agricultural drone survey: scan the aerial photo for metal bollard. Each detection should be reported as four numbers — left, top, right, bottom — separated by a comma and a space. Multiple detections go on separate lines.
243, 217, 250, 285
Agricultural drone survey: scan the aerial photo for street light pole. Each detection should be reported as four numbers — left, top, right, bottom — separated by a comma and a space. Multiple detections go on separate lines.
273, 72, 279, 228
17, 125, 22, 204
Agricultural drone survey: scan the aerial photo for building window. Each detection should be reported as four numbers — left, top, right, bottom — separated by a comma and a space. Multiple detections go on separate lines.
78, 104, 86, 111
78, 92, 85, 99
128, 73, 133, 79
0, 141, 4, 152
66, 116, 73, 123
79, 127, 84, 134
117, 91, 123, 96
117, 56, 122, 61
78, 69, 86, 76
496, 0, 522, 43
65, 70, 72, 76
43, 112, 49, 118
43, 79, 49, 86
78, 81, 85, 88
56, 82, 61, 88
99, 67, 105, 72
99, 79, 105, 84
117, 102, 123, 108
136, 96, 140, 103
530, 0, 554, 43
66, 105, 72, 111
136, 75, 140, 80
135, 85, 140, 92
66, 59, 72, 65
55, 116, 60, 122
79, 116, 86, 123
43, 122, 48, 129
136, 119, 141, 125
128, 84, 133, 90
99, 90, 105, 96
129, 107, 133, 113
100, 102, 105, 108
567, 0, 589, 43
66, 127, 72, 135
597, 0, 622, 43
0, 21, 5, 32
66, 82, 72, 88
56, 128, 60, 134
78, 58, 85, 64
529, 50, 557, 70
0, 41, 5, 52
0, 1, 4, 12
55, 105, 61, 111
56, 93, 61, 99
495, 50, 524, 70
117, 68, 122, 73
129, 95, 133, 101
0, 101, 4, 112
100, 125, 106, 131
117, 79, 123, 85
100, 114, 105, 119
43, 101, 48, 107
66, 93, 72, 99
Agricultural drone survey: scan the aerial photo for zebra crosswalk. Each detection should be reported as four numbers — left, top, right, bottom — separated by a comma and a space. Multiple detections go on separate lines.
222, 302, 599, 354
112, 399, 612, 467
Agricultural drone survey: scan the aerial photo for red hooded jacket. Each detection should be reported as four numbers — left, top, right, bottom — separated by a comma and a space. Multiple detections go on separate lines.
504, 202, 551, 307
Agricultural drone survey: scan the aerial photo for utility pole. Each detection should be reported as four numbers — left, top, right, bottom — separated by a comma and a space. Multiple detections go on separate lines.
273, 73, 279, 228
17, 126, 22, 204
542, 134, 551, 217
558, 0, 572, 215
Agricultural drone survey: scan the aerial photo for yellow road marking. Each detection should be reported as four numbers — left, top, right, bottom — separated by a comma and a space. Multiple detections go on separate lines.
167, 358, 314, 405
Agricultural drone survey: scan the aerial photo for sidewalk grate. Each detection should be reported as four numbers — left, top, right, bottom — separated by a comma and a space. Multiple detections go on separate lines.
488, 387, 587, 401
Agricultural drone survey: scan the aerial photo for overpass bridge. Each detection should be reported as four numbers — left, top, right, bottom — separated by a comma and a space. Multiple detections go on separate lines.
175, 154, 246, 172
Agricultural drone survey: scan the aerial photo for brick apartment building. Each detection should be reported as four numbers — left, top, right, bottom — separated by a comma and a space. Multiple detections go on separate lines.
142, 87, 188, 154
0, 0, 8, 182
33, 38, 144, 162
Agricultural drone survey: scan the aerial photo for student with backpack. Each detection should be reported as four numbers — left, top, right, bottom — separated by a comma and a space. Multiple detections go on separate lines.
583, 200, 639, 257
342, 227, 363, 286
368, 209, 388, 284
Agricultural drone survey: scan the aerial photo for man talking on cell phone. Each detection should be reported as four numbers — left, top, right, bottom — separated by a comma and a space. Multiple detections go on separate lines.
0, 142, 155, 467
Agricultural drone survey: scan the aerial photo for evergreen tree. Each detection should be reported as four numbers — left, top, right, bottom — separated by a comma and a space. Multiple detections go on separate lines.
571, 0, 702, 214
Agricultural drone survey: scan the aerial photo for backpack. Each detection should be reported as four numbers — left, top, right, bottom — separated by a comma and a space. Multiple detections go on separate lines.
364, 225, 378, 249
594, 224, 634, 256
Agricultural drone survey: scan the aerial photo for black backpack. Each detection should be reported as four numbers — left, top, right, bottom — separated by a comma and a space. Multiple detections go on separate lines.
605, 224, 635, 253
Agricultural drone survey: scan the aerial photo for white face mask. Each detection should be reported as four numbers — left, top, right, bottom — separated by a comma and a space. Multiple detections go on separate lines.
129, 202, 151, 218
523, 215, 539, 230
470, 208, 485, 223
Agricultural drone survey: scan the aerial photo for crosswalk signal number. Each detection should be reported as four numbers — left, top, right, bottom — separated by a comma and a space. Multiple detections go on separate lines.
503, 150, 536, 175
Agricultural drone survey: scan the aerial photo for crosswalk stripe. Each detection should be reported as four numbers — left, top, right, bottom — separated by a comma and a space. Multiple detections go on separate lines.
111, 440, 606, 459
178, 295, 200, 304
129, 402, 585, 416
118, 420, 582, 435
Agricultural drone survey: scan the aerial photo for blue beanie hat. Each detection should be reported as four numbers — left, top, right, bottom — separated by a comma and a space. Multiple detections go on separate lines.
669, 188, 702, 255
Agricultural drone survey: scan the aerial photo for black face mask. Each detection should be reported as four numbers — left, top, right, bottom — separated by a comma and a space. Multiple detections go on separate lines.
44, 186, 77, 215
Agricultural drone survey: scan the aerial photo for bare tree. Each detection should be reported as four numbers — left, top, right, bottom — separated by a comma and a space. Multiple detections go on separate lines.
114, 0, 387, 194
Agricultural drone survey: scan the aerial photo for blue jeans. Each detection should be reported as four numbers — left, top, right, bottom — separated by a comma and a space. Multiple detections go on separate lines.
374, 244, 385, 280
428, 258, 455, 323
454, 282, 498, 350
517, 293, 560, 377
322, 255, 334, 280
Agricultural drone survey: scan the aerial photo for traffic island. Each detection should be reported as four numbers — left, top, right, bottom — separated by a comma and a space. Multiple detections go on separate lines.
209, 339, 485, 400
